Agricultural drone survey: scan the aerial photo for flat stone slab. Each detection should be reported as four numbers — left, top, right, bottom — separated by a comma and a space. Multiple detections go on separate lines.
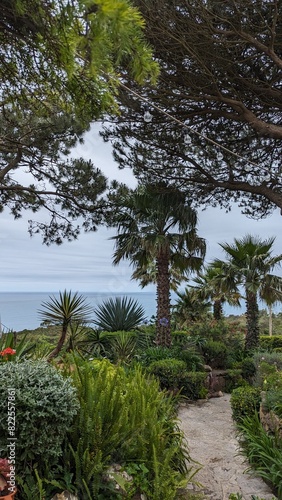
178, 394, 277, 500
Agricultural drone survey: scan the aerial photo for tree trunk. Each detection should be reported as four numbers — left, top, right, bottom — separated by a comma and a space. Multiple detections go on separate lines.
245, 290, 260, 351
156, 249, 171, 347
48, 322, 68, 360
213, 299, 223, 320
268, 304, 273, 337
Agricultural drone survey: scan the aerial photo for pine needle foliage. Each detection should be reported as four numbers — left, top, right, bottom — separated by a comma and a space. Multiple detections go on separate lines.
62, 355, 190, 498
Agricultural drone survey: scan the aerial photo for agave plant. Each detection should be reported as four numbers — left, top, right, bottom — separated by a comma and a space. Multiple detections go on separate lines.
93, 296, 146, 332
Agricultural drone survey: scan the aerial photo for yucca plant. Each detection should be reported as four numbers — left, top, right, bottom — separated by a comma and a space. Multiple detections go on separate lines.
93, 296, 146, 331
38, 290, 92, 360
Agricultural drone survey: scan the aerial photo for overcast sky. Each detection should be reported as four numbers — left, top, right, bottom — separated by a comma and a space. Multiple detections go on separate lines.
1, 124, 282, 293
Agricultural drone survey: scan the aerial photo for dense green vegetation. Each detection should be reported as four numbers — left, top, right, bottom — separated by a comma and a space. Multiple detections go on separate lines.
2, 1, 282, 498
1, 293, 282, 498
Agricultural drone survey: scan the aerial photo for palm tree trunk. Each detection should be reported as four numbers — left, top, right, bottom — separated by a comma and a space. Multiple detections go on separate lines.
213, 299, 223, 320
245, 290, 260, 351
48, 322, 68, 360
156, 249, 171, 347
268, 304, 273, 336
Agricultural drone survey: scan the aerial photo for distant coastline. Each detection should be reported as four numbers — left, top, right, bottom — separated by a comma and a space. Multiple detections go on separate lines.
0, 291, 160, 332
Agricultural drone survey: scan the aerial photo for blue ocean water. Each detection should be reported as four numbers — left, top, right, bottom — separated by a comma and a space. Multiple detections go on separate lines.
0, 292, 160, 332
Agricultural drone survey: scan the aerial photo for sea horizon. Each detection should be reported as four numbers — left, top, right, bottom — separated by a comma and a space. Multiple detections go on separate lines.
0, 290, 273, 333
0, 291, 162, 332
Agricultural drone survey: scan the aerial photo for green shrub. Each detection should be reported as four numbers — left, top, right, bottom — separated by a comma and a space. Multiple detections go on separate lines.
148, 358, 186, 390
237, 413, 282, 498
259, 335, 282, 351
201, 340, 227, 369
241, 357, 256, 382
138, 345, 203, 371
223, 369, 247, 393
63, 357, 189, 499
177, 349, 204, 372
171, 330, 190, 345
137, 346, 178, 366
0, 360, 79, 471
265, 389, 282, 419
253, 351, 282, 372
230, 386, 261, 423
179, 372, 208, 400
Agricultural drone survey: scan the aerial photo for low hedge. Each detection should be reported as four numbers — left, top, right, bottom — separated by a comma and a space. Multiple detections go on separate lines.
259, 335, 282, 351
148, 359, 208, 400
148, 358, 186, 390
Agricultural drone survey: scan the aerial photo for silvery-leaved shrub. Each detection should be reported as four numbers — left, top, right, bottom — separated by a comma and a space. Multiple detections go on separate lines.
0, 360, 79, 469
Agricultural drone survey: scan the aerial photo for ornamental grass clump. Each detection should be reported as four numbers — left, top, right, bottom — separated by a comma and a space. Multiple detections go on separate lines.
0, 360, 79, 473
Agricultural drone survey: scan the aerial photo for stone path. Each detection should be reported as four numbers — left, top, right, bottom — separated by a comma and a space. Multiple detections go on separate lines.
178, 394, 278, 500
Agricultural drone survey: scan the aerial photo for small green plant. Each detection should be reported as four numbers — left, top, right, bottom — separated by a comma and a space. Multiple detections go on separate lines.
224, 369, 247, 393
180, 372, 208, 400
0, 331, 35, 361
230, 386, 261, 423
265, 389, 282, 419
241, 357, 256, 382
201, 339, 228, 369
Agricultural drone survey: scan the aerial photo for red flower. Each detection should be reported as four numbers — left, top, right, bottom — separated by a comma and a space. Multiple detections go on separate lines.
0, 458, 11, 479
0, 347, 16, 356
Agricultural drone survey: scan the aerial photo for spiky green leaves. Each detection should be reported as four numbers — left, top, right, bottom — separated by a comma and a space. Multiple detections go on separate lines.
93, 296, 146, 331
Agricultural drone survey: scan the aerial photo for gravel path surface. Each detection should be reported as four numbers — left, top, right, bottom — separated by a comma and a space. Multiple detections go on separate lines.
178, 394, 278, 500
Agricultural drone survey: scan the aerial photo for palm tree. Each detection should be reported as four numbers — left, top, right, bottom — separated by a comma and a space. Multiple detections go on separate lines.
109, 183, 206, 346
212, 235, 282, 350
192, 264, 241, 320
173, 287, 212, 327
260, 274, 282, 336
38, 290, 93, 360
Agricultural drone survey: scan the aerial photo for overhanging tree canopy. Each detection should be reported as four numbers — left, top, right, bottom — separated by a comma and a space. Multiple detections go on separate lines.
0, 0, 158, 242
102, 0, 282, 218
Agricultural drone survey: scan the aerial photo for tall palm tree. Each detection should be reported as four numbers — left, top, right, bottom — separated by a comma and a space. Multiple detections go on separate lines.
212, 235, 282, 350
192, 264, 241, 320
132, 260, 185, 291
38, 290, 93, 360
110, 183, 206, 346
